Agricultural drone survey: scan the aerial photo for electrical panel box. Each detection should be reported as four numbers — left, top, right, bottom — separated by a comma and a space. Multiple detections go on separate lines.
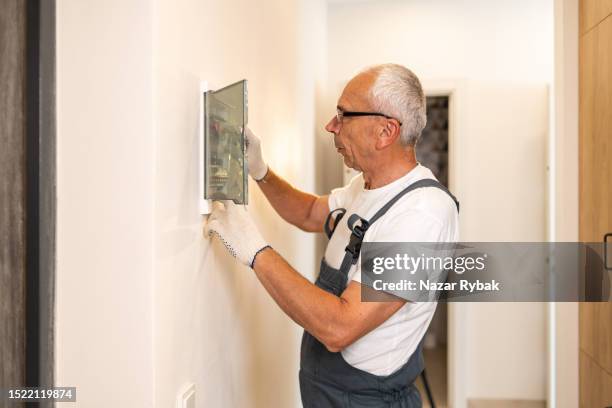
200, 79, 248, 213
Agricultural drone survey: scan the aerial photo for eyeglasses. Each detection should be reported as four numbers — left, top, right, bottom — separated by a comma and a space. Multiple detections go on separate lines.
336, 108, 402, 126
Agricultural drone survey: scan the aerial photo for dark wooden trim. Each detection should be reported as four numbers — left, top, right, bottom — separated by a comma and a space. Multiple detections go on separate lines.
38, 0, 56, 393
1, 0, 55, 400
25, 0, 56, 396
0, 0, 28, 392
26, 0, 42, 387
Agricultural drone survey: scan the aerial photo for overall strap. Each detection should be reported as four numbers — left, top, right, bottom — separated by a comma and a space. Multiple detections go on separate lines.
324, 208, 347, 239
339, 178, 460, 276
370, 178, 459, 224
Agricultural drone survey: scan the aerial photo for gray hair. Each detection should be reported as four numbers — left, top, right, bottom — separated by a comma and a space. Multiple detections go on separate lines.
365, 64, 426, 146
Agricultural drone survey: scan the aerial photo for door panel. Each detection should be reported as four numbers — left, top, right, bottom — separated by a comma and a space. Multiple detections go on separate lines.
579, 15, 611, 243
579, 2, 612, 407
580, 0, 612, 35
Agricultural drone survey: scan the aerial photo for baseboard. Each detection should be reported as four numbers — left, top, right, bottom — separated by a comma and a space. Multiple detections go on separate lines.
468, 399, 546, 408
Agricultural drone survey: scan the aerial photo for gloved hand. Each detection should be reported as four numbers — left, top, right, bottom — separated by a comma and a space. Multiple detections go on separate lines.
245, 127, 268, 181
205, 201, 270, 268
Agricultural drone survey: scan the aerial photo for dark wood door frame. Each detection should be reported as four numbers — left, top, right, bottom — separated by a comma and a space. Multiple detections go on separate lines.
26, 0, 56, 391
0, 0, 55, 398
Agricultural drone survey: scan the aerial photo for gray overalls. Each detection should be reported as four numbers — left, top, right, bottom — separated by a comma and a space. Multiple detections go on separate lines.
299, 178, 459, 408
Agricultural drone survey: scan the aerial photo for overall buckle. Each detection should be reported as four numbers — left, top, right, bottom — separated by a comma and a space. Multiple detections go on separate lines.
345, 214, 370, 264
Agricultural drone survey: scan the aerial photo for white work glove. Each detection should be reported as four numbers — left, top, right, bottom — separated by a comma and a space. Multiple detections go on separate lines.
245, 127, 268, 181
205, 201, 270, 268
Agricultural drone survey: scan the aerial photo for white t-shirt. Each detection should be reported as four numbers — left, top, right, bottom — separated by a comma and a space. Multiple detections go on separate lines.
324, 164, 459, 376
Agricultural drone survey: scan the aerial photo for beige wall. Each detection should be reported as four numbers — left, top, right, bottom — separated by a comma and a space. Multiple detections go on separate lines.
153, 0, 325, 407
57, 0, 326, 407
56, 0, 155, 406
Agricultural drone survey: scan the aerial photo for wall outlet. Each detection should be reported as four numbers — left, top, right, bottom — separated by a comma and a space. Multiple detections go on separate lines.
176, 383, 195, 408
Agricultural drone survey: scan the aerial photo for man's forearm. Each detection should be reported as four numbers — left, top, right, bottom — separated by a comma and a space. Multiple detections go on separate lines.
256, 168, 320, 231
252, 247, 349, 351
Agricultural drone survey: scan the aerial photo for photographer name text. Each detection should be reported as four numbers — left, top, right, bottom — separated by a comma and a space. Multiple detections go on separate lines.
372, 279, 501, 292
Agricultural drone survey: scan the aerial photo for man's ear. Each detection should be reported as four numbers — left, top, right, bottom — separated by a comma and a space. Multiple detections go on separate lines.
375, 121, 401, 150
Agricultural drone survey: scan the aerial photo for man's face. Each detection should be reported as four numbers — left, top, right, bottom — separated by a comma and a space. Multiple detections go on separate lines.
325, 72, 379, 171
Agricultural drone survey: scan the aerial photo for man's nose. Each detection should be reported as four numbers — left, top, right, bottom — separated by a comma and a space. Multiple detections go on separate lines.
325, 116, 339, 134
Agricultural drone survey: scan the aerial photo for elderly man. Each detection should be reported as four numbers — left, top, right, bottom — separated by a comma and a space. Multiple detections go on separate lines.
206, 64, 459, 407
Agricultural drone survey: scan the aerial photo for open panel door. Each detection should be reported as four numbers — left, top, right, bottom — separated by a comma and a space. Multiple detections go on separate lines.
203, 80, 248, 204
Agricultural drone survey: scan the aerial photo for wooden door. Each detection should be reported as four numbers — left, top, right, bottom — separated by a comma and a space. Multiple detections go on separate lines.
579, 1, 612, 407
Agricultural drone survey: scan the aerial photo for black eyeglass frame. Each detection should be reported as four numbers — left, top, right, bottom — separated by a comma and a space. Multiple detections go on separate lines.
336, 108, 402, 126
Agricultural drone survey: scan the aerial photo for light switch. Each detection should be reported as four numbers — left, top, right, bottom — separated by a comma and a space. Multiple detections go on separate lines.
176, 383, 195, 408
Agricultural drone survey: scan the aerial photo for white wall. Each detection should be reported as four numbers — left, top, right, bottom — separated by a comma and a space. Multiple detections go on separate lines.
328, 0, 553, 83
56, 1, 155, 406
328, 0, 553, 405
153, 0, 325, 407
57, 0, 326, 407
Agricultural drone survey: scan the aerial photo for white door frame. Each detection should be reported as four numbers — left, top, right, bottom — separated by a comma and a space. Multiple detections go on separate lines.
549, 1, 579, 407
422, 78, 469, 408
